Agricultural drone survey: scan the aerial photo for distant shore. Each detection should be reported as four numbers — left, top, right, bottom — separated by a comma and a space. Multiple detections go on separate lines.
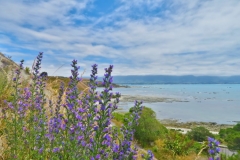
159, 119, 234, 132
120, 95, 188, 103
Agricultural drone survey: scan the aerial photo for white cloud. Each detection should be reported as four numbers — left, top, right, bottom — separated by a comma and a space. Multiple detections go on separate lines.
0, 0, 239, 76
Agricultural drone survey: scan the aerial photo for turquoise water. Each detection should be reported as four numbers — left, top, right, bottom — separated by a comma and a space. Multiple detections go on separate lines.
109, 84, 240, 124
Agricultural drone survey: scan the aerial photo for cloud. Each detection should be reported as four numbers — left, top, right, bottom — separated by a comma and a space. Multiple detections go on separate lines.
0, 0, 239, 76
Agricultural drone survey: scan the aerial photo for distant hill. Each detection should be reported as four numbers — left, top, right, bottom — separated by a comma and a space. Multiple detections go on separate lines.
111, 75, 240, 84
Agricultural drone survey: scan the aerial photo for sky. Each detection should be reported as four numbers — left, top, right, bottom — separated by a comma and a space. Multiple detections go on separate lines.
0, 0, 240, 77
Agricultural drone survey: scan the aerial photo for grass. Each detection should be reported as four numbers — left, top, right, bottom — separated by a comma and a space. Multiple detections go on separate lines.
0, 67, 14, 108
47, 76, 89, 94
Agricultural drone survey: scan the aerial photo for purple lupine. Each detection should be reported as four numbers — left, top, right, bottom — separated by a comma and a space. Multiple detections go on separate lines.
142, 150, 154, 160
3, 53, 147, 160
112, 101, 144, 159
208, 137, 220, 160
4, 59, 25, 158
52, 147, 60, 153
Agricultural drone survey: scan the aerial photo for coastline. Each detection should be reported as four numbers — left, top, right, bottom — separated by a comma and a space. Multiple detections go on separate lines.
160, 119, 234, 132
116, 94, 238, 131
120, 95, 188, 103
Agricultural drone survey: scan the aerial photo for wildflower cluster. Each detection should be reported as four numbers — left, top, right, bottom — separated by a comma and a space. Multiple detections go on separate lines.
142, 150, 154, 160
2, 52, 154, 159
208, 137, 220, 160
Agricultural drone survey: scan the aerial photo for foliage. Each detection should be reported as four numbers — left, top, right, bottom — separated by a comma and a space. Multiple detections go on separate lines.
141, 150, 154, 160
112, 112, 125, 123
220, 151, 240, 160
25, 67, 30, 74
131, 107, 167, 147
186, 126, 214, 142
164, 130, 195, 157
0, 68, 14, 108
219, 123, 240, 150
1, 52, 154, 160
233, 123, 240, 131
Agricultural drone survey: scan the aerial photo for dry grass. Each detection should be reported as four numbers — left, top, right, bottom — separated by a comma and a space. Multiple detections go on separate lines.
45, 75, 90, 113
0, 67, 14, 108
0, 66, 13, 160
112, 119, 123, 127
0, 120, 8, 160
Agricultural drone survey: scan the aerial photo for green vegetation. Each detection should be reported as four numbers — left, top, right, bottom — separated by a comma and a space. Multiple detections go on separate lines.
25, 66, 30, 74
219, 123, 240, 151
132, 107, 167, 147
112, 112, 125, 122
112, 108, 204, 159
113, 107, 168, 147
186, 126, 215, 142
220, 151, 240, 160
164, 130, 197, 157
0, 67, 14, 107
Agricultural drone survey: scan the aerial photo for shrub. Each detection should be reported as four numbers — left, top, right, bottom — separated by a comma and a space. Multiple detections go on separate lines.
131, 107, 167, 147
164, 130, 195, 157
219, 123, 240, 151
1, 52, 154, 160
220, 151, 240, 160
233, 123, 240, 131
186, 126, 214, 142
112, 112, 125, 122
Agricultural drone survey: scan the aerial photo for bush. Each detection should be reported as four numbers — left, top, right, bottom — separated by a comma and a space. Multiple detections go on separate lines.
132, 107, 167, 147
219, 123, 240, 151
220, 151, 240, 160
233, 123, 240, 131
112, 112, 125, 122
186, 126, 214, 142
164, 130, 195, 156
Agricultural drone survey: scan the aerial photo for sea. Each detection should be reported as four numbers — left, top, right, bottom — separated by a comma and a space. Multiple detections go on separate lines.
103, 84, 240, 125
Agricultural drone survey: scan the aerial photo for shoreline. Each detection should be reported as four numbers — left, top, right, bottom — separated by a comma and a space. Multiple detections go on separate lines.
113, 93, 238, 132
117, 94, 238, 132
120, 95, 188, 103
160, 119, 234, 132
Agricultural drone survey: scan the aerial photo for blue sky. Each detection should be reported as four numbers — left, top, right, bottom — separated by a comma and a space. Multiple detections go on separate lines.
0, 0, 240, 76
